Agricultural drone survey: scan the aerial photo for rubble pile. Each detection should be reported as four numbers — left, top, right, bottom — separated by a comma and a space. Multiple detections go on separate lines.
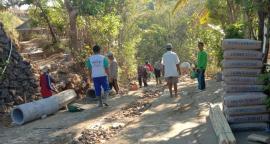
0, 22, 39, 113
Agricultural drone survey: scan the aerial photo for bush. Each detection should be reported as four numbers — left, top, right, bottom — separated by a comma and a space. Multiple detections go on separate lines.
259, 72, 270, 108
0, 11, 23, 40
225, 23, 245, 39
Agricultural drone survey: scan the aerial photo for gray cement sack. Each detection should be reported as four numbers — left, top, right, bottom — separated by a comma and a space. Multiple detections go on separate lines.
224, 92, 268, 107
227, 114, 270, 123
225, 85, 264, 92
222, 39, 261, 50
230, 123, 270, 131
222, 60, 263, 68
224, 105, 269, 116
223, 69, 261, 77
223, 50, 262, 59
224, 76, 263, 85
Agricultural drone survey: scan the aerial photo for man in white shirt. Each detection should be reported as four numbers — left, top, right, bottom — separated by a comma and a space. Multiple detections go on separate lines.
86, 45, 110, 107
162, 43, 180, 97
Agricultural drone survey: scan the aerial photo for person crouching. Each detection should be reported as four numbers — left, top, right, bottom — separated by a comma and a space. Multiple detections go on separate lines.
39, 66, 58, 98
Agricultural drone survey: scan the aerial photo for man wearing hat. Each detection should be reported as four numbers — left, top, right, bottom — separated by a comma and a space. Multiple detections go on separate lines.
39, 66, 57, 98
107, 52, 119, 94
161, 43, 181, 98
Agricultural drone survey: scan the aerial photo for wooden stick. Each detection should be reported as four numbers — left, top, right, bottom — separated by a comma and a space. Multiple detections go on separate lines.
214, 106, 236, 144
248, 134, 270, 144
210, 105, 236, 144
210, 105, 229, 144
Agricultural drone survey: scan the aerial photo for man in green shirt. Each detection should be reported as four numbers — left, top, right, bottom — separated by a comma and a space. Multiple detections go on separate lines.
197, 42, 207, 91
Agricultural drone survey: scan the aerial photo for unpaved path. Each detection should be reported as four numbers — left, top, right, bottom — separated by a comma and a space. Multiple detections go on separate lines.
2, 39, 222, 143
106, 79, 221, 144
1, 78, 265, 144
0, 89, 145, 144
1, 78, 221, 144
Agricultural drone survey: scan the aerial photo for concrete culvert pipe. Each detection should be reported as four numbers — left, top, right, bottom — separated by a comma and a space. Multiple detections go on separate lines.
11, 89, 77, 125
12, 108, 24, 124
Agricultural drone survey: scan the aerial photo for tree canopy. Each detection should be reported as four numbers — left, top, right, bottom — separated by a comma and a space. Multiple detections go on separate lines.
1, 0, 270, 81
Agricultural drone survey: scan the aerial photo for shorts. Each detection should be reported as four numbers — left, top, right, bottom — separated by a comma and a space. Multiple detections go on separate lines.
166, 77, 178, 84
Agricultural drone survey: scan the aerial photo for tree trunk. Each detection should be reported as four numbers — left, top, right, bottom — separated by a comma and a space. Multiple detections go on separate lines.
226, 0, 236, 24
263, 15, 270, 70
35, 0, 58, 44
258, 10, 265, 41
64, 0, 78, 54
68, 11, 78, 52
245, 12, 256, 39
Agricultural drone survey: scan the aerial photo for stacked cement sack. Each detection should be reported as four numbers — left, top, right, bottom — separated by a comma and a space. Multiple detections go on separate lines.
222, 39, 270, 131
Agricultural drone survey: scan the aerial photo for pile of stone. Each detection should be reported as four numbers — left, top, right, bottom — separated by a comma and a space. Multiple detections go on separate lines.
222, 39, 270, 131
74, 100, 151, 144
75, 127, 119, 144
0, 22, 39, 113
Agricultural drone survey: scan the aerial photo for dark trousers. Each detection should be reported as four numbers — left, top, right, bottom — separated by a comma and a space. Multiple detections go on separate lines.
197, 69, 206, 90
109, 79, 119, 93
138, 76, 148, 87
93, 76, 109, 96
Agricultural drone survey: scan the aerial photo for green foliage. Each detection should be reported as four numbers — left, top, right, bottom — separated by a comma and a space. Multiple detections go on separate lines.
206, 0, 269, 40
28, 4, 67, 33
134, 0, 224, 75
0, 3, 5, 10
183, 23, 224, 73
137, 24, 167, 63
47, 8, 67, 32
119, 35, 141, 82
206, 0, 229, 26
78, 0, 105, 16
17, 0, 254, 82
77, 45, 92, 63
82, 13, 121, 46
259, 72, 270, 108
259, 72, 270, 90
70, 0, 119, 16
267, 98, 270, 109
0, 11, 23, 39
71, 1, 140, 83
225, 23, 245, 39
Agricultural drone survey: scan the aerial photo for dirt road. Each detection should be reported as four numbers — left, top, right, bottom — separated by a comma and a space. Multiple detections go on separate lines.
0, 78, 220, 144
0, 89, 145, 144
106, 79, 221, 144
1, 78, 265, 144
